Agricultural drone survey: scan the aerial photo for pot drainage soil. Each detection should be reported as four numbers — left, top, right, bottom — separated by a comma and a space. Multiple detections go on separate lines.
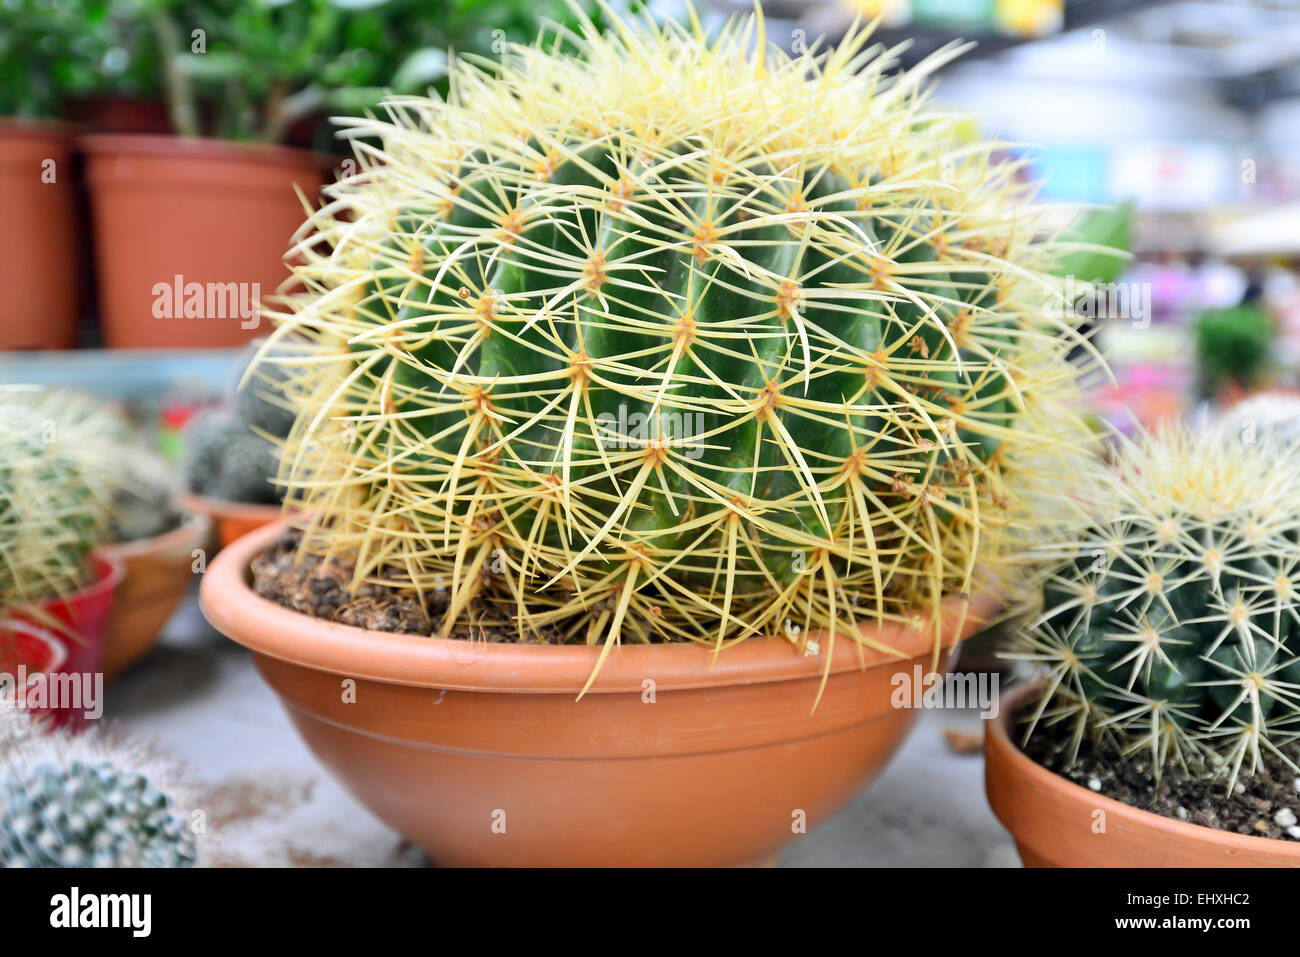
251, 528, 572, 643
1019, 709, 1300, 842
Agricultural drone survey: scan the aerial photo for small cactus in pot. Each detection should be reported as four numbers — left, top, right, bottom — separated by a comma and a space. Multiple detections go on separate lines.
1011, 424, 1300, 789
0, 700, 200, 867
252, 6, 1096, 685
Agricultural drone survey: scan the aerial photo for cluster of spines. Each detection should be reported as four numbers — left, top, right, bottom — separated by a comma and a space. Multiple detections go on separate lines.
1013, 425, 1300, 787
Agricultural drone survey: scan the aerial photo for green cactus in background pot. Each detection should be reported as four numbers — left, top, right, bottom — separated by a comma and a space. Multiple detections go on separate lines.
255, 6, 1095, 684
1013, 425, 1300, 788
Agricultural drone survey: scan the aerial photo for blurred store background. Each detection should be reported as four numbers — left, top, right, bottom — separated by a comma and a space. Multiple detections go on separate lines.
5, 0, 1299, 437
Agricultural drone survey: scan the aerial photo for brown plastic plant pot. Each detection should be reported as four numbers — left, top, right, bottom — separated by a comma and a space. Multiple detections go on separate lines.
97, 510, 211, 681
0, 121, 80, 350
985, 684, 1300, 867
177, 490, 283, 551
201, 518, 998, 867
80, 134, 328, 349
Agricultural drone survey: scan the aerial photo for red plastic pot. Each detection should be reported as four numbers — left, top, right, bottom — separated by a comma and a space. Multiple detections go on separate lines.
80, 134, 327, 349
0, 120, 80, 350
10, 555, 123, 728
0, 620, 69, 721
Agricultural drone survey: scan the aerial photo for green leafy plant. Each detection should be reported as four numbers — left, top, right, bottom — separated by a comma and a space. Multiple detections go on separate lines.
256, 7, 1094, 690
150, 0, 609, 144
0, 0, 162, 118
1011, 425, 1300, 788
0, 700, 199, 868
1194, 304, 1275, 401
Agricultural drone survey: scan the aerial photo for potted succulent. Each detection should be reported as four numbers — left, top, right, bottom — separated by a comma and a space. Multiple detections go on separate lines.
0, 388, 123, 725
179, 343, 299, 548
80, 0, 477, 350
987, 425, 1300, 866
201, 10, 1093, 865
0, 1, 84, 350
2, 388, 208, 684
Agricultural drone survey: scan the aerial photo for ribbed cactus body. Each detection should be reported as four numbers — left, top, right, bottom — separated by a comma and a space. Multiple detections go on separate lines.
264, 11, 1090, 656
1018, 427, 1300, 786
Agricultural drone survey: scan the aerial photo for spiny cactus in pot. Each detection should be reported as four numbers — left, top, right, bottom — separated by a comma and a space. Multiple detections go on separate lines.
257, 6, 1092, 673
997, 424, 1300, 861
203, 7, 1102, 866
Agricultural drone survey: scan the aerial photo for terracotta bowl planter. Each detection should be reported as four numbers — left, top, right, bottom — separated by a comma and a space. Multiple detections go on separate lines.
80, 134, 327, 349
177, 491, 283, 551
0, 121, 79, 350
202, 519, 996, 866
97, 511, 211, 681
985, 684, 1300, 867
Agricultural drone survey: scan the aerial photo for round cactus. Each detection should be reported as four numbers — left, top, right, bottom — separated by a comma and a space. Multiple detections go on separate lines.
257, 9, 1092, 677
0, 702, 198, 868
1013, 425, 1300, 788
0, 387, 111, 609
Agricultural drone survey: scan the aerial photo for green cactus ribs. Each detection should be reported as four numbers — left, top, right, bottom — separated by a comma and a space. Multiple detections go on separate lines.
257, 6, 1094, 672
1013, 425, 1300, 789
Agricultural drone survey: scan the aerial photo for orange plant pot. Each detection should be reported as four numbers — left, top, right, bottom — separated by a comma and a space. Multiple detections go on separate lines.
80, 134, 326, 349
177, 491, 282, 551
97, 511, 211, 681
0, 121, 79, 350
985, 685, 1300, 867
202, 519, 996, 867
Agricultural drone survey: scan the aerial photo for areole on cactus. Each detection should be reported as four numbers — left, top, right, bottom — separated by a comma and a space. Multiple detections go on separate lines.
1012, 424, 1300, 789
256, 3, 1095, 691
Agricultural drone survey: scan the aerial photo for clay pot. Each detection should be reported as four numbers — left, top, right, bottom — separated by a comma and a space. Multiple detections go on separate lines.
201, 519, 996, 866
985, 684, 1300, 866
98, 511, 211, 681
63, 96, 172, 135
177, 491, 282, 551
0, 121, 80, 350
80, 134, 327, 349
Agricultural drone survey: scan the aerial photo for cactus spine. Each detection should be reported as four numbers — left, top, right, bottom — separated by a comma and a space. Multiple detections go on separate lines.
258, 7, 1092, 681
1013, 425, 1300, 788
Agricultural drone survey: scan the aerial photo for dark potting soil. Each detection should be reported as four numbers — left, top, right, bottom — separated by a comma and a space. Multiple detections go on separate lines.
1020, 711, 1300, 841
250, 528, 568, 643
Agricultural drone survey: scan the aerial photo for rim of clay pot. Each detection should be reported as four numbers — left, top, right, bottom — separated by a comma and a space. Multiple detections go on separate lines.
78, 132, 330, 170
0, 619, 69, 675
987, 682, 1300, 856
98, 509, 212, 561
177, 490, 284, 525
201, 517, 998, 694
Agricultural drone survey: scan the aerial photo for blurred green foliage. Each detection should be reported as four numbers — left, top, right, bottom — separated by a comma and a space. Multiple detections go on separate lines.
2, 0, 611, 142
1194, 303, 1276, 400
